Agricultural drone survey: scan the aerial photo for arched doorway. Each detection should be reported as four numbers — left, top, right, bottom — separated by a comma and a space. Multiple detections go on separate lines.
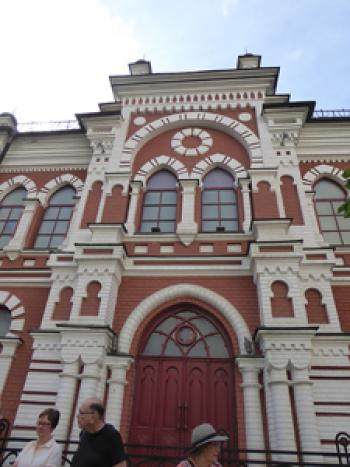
129, 306, 236, 451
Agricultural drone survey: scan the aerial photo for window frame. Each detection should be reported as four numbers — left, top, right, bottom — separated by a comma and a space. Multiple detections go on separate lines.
0, 187, 27, 249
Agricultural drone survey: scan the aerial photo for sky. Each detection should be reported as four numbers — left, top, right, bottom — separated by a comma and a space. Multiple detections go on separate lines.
1, 0, 350, 124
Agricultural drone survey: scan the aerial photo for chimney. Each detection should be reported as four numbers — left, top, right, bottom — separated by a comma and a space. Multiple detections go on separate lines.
129, 59, 152, 75
237, 53, 261, 69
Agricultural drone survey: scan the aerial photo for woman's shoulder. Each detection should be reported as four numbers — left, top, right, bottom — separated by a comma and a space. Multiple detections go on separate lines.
176, 460, 191, 467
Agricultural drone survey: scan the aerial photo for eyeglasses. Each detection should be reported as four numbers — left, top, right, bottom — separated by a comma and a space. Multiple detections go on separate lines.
37, 421, 51, 427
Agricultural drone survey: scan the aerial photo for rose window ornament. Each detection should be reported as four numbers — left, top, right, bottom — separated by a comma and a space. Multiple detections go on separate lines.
171, 128, 213, 156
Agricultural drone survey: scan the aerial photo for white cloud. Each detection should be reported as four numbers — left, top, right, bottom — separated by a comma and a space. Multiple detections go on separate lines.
0, 0, 143, 122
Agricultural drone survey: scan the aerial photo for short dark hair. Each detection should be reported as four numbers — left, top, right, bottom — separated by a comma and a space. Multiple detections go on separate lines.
39, 408, 60, 429
90, 403, 105, 418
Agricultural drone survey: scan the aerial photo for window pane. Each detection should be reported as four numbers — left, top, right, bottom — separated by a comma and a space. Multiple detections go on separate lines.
202, 221, 218, 232
202, 191, 218, 203
45, 207, 60, 220
3, 221, 17, 234
222, 220, 238, 231
2, 188, 27, 205
337, 216, 350, 229
156, 317, 181, 333
50, 187, 75, 204
188, 340, 206, 357
221, 205, 237, 218
148, 171, 177, 189
191, 318, 216, 334
49, 235, 64, 248
341, 231, 350, 244
54, 220, 69, 234
323, 231, 341, 244
10, 208, 23, 220
158, 222, 175, 232
0, 221, 4, 232
161, 191, 177, 204
203, 169, 234, 188
39, 221, 55, 234
202, 205, 219, 219
0, 208, 10, 220
205, 335, 229, 357
59, 207, 72, 219
140, 222, 156, 233
164, 339, 182, 356
316, 202, 333, 215
220, 190, 236, 203
143, 333, 167, 355
160, 206, 176, 220
144, 192, 161, 205
315, 180, 345, 199
0, 236, 10, 248
319, 216, 337, 230
0, 307, 11, 336
34, 236, 50, 248
143, 206, 158, 220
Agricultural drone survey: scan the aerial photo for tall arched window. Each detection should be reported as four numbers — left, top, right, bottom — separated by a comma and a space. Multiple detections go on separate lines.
202, 169, 238, 232
140, 170, 177, 233
0, 305, 11, 336
0, 187, 27, 249
314, 179, 350, 245
34, 186, 76, 249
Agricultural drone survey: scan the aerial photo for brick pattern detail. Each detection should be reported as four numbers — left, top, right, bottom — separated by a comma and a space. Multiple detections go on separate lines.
271, 281, 294, 317
332, 286, 350, 332
52, 287, 73, 321
80, 281, 101, 316
305, 289, 328, 324
280, 176, 304, 225
252, 181, 279, 219
102, 185, 128, 223
80, 181, 103, 228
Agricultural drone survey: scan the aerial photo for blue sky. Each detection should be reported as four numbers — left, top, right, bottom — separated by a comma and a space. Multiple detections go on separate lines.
1, 0, 349, 122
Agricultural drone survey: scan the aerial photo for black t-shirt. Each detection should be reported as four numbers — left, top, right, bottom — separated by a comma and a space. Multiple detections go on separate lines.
72, 423, 127, 467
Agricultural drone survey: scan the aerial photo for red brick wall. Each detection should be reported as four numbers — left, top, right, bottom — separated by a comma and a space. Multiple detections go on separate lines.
271, 281, 294, 317
1, 287, 50, 425
332, 286, 350, 332
305, 289, 328, 324
102, 185, 128, 223
80, 181, 103, 228
80, 281, 101, 316
280, 176, 304, 225
52, 287, 73, 320
252, 181, 279, 219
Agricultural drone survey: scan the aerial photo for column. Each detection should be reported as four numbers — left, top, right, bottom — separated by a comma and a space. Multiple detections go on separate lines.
267, 366, 297, 463
71, 362, 102, 439
105, 356, 133, 428
236, 358, 265, 465
291, 366, 323, 463
176, 179, 198, 245
54, 360, 80, 441
238, 178, 252, 233
124, 181, 142, 234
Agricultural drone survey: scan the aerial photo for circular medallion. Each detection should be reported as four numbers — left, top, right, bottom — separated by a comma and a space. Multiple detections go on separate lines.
171, 128, 213, 156
134, 116, 147, 126
238, 112, 252, 122
175, 325, 196, 346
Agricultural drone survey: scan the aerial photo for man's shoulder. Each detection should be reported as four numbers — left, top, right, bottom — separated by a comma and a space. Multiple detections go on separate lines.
100, 423, 121, 437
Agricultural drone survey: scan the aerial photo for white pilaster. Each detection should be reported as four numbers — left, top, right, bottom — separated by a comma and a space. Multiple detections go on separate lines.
54, 360, 80, 441
238, 178, 252, 233
105, 356, 133, 429
177, 179, 198, 245
236, 358, 265, 465
124, 181, 142, 234
0, 338, 21, 393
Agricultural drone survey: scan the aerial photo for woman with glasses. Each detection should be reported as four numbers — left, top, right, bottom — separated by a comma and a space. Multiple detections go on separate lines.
14, 408, 62, 467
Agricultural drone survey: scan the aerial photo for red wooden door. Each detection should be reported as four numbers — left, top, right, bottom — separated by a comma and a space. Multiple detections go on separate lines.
129, 309, 236, 450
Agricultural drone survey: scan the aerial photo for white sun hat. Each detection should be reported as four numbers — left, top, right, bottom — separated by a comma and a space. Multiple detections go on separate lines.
189, 423, 229, 451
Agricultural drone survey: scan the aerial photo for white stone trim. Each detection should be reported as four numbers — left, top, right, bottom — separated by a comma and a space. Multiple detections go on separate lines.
0, 291, 25, 335
119, 283, 251, 354
135, 155, 188, 183
38, 173, 84, 206
302, 164, 345, 187
120, 111, 262, 169
0, 175, 37, 201
192, 153, 248, 181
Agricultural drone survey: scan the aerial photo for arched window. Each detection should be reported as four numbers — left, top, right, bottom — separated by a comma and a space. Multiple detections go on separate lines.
142, 309, 230, 358
34, 186, 76, 249
314, 179, 350, 245
0, 305, 11, 336
0, 187, 27, 249
140, 170, 177, 233
202, 169, 238, 232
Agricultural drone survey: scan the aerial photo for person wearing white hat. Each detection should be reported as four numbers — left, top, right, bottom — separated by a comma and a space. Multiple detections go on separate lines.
176, 423, 229, 467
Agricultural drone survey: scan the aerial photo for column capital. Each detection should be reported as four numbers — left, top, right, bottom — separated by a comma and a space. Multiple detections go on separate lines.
236, 356, 265, 371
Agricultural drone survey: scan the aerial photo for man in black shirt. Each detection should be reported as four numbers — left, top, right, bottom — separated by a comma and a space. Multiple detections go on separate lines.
72, 398, 127, 467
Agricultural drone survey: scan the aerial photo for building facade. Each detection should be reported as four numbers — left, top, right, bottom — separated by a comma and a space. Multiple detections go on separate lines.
0, 54, 350, 463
